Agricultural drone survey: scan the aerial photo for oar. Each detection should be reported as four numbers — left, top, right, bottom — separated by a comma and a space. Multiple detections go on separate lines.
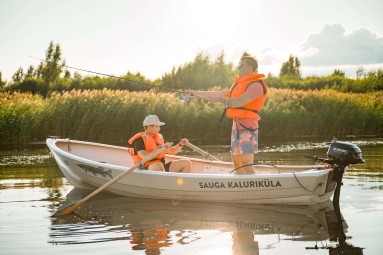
54, 145, 169, 216
186, 143, 221, 161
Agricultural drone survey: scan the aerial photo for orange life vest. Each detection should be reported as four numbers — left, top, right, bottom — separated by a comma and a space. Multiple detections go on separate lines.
128, 132, 165, 166
226, 73, 268, 120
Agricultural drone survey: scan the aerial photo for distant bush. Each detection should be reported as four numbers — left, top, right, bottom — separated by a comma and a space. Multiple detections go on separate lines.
267, 70, 383, 93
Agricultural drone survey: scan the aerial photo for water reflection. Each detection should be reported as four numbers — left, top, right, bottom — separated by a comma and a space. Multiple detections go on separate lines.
2, 140, 381, 254
50, 188, 364, 254
302, 200, 364, 255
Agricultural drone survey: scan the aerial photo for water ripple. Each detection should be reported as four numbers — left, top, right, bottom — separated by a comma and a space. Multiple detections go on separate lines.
262, 140, 383, 153
0, 154, 52, 166
49, 222, 130, 245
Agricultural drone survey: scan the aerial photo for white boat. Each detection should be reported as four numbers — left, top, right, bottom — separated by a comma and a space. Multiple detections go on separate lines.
46, 138, 364, 205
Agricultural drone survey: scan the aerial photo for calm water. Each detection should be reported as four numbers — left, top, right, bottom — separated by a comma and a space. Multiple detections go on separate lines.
0, 139, 382, 255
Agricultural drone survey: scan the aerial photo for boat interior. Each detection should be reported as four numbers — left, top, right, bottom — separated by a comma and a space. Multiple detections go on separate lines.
55, 140, 327, 175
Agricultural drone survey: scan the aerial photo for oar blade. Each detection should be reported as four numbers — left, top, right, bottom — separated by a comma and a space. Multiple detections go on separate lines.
54, 200, 85, 216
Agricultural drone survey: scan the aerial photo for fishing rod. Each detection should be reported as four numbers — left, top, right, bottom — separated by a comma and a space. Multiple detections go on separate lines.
29, 56, 196, 102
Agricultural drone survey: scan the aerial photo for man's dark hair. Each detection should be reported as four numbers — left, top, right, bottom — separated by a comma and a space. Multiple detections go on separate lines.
241, 53, 258, 72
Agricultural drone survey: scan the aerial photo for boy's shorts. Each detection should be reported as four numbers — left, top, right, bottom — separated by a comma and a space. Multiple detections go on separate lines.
231, 128, 259, 155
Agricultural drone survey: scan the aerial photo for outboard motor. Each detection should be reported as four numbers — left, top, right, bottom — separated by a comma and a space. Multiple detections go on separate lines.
306, 140, 365, 253
306, 138, 364, 167
305, 139, 365, 203
328, 139, 364, 203
327, 139, 364, 166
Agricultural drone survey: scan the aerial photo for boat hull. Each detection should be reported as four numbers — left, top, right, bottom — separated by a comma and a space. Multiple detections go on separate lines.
47, 138, 337, 205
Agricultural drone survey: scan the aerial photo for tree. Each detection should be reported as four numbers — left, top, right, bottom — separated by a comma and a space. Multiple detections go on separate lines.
356, 67, 365, 79
35, 62, 44, 79
26, 65, 35, 78
160, 51, 236, 90
12, 67, 25, 82
212, 51, 234, 87
332, 69, 345, 77
64, 69, 71, 79
279, 55, 301, 78
0, 71, 6, 89
40, 41, 66, 84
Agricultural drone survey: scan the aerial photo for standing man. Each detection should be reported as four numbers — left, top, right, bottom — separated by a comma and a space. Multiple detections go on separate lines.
188, 53, 268, 174
128, 115, 191, 173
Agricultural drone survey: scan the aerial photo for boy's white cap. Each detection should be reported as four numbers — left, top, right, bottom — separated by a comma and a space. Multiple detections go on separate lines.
143, 115, 165, 126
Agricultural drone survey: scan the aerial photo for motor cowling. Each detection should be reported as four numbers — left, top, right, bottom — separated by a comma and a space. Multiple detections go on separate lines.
327, 139, 365, 166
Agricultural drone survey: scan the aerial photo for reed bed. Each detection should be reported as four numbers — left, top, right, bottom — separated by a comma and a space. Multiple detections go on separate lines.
1, 89, 382, 145
263, 89, 383, 139
0, 92, 46, 144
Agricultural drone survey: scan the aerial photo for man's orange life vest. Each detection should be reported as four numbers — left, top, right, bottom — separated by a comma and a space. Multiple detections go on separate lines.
226, 73, 268, 120
128, 132, 165, 166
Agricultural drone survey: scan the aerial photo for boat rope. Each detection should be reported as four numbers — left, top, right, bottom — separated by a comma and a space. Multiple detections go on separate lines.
229, 163, 278, 174
292, 172, 323, 192
66, 138, 71, 151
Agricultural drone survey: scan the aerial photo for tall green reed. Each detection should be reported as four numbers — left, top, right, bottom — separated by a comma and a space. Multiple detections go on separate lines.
0, 92, 46, 144
1, 89, 382, 145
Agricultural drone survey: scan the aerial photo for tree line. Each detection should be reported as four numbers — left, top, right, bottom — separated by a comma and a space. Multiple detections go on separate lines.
1, 41, 383, 95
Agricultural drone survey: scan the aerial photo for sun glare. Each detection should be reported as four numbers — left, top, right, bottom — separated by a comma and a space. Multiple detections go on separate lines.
199, 246, 232, 255
184, 0, 250, 42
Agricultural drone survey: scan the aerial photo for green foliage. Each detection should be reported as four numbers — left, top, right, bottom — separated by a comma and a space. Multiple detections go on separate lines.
0, 71, 6, 89
6, 78, 47, 95
263, 88, 383, 139
0, 92, 46, 144
332, 69, 345, 77
1, 43, 382, 145
26, 65, 35, 78
1, 89, 382, 145
8, 41, 65, 95
267, 70, 383, 93
54, 71, 154, 92
38, 89, 229, 143
356, 67, 365, 79
12, 67, 25, 83
4, 44, 383, 95
279, 55, 301, 79
40, 41, 65, 84
161, 51, 236, 90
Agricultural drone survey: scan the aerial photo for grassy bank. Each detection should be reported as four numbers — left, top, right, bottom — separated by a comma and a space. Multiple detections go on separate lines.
1, 89, 382, 145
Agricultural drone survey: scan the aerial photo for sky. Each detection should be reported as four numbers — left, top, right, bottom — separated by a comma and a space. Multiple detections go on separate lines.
1, 0, 383, 82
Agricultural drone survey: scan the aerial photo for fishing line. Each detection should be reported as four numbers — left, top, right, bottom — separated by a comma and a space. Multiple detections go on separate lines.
29, 56, 200, 102
29, 56, 174, 90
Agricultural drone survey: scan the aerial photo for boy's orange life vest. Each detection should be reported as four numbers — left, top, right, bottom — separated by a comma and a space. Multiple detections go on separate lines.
128, 132, 165, 166
226, 73, 268, 120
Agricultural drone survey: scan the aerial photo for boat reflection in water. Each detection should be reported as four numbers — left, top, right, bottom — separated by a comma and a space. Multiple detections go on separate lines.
308, 200, 364, 255
50, 188, 364, 255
